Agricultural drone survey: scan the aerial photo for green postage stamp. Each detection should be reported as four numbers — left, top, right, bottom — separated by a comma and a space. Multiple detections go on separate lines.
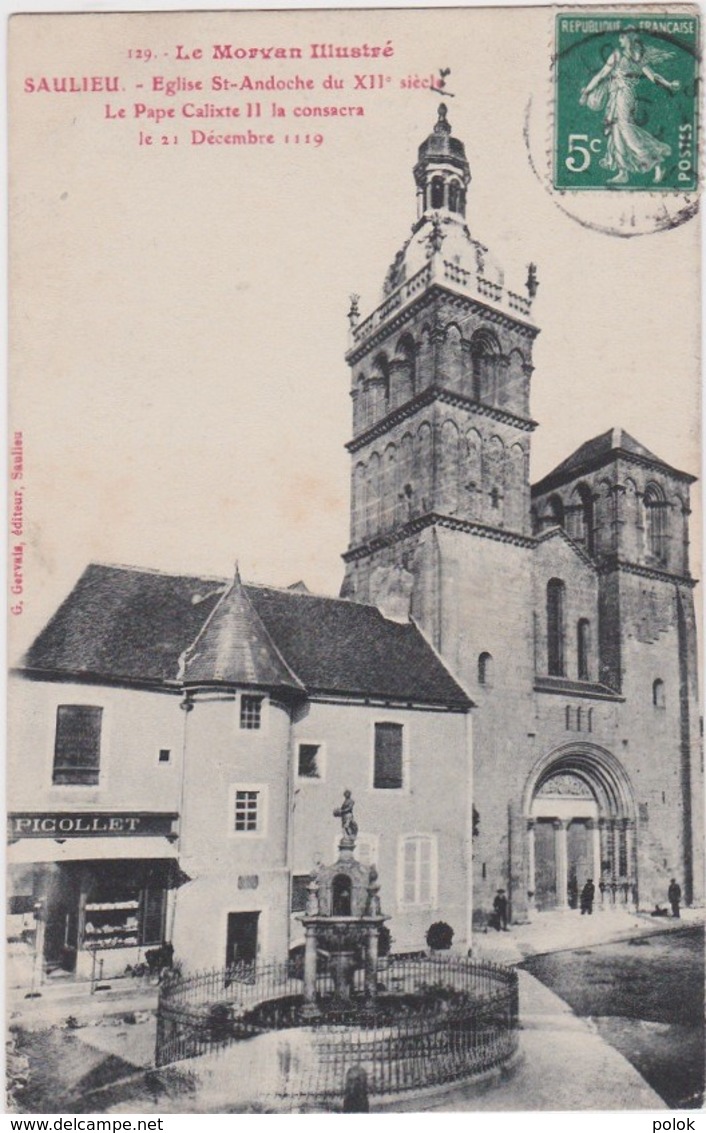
554, 13, 699, 190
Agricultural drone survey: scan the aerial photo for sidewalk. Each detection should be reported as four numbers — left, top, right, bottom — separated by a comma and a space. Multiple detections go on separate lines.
472, 905, 703, 965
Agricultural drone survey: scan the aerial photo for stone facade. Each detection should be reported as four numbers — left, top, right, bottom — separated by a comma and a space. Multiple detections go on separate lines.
341, 107, 703, 922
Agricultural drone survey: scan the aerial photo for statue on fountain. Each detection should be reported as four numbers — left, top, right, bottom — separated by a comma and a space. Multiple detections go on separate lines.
334, 790, 358, 841
298, 791, 389, 1015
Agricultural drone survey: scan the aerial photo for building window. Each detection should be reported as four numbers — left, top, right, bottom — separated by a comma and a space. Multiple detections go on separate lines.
53, 705, 102, 785
297, 743, 323, 780
158, 749, 171, 764
399, 835, 437, 907
478, 652, 493, 686
547, 578, 566, 676
83, 865, 167, 950
644, 484, 668, 563
577, 619, 591, 680
240, 695, 263, 730
291, 874, 310, 914
234, 789, 261, 833
653, 679, 666, 709
374, 723, 404, 789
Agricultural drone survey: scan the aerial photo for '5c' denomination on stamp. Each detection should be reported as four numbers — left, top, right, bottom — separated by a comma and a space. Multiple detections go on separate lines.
555, 13, 699, 191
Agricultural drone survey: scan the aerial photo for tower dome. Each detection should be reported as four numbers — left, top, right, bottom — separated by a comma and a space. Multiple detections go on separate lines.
413, 104, 471, 219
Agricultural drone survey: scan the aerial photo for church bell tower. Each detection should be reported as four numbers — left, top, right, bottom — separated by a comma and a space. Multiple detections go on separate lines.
341, 105, 540, 684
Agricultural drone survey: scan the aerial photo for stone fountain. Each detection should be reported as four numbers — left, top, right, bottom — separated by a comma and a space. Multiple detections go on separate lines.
299, 791, 388, 1018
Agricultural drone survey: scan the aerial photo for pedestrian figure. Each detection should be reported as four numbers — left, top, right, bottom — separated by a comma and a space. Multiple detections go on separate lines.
343, 1066, 369, 1113
580, 878, 595, 915
668, 878, 681, 918
493, 888, 509, 931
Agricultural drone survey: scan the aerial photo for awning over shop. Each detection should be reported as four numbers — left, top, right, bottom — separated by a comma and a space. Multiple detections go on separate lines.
7, 836, 179, 865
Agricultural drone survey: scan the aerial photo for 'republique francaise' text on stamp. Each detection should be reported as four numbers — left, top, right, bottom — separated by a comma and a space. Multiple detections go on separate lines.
554, 13, 699, 191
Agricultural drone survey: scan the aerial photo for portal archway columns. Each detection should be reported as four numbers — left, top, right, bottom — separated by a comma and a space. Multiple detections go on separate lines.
553, 819, 570, 909
586, 817, 601, 884
527, 818, 536, 907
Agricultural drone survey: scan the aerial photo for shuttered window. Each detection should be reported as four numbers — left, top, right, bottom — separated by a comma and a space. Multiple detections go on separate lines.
374, 723, 403, 789
400, 836, 437, 907
53, 705, 102, 785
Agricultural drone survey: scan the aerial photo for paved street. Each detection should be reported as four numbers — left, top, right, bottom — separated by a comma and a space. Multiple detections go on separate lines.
521, 924, 704, 1109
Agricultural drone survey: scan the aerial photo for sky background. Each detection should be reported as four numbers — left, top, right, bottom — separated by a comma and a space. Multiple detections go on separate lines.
8, 6, 701, 662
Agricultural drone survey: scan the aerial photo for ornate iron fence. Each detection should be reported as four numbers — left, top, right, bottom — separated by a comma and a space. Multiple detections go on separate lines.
155, 954, 519, 1103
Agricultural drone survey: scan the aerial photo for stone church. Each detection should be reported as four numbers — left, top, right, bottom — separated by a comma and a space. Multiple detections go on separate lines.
340, 104, 702, 922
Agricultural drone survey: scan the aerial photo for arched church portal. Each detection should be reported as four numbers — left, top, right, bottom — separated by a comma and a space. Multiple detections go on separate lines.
525, 745, 637, 911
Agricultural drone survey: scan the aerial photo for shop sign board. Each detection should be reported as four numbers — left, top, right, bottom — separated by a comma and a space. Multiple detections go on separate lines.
7, 811, 179, 841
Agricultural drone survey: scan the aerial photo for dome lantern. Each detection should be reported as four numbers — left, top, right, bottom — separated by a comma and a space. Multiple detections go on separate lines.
413, 103, 471, 220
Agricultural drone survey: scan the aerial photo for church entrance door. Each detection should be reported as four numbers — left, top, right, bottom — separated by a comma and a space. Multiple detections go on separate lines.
526, 747, 637, 913
567, 820, 592, 908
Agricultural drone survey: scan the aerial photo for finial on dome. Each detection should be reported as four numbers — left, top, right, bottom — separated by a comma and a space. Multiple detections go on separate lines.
433, 103, 452, 135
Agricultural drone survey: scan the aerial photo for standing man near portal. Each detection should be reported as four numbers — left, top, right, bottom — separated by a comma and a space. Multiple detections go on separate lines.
493, 889, 509, 931
668, 878, 682, 919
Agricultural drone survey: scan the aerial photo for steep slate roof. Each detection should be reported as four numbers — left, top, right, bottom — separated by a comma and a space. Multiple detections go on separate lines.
181, 570, 304, 693
22, 563, 471, 709
532, 427, 696, 496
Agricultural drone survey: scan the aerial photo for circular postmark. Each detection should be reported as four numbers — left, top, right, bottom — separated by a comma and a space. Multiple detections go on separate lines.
525, 8, 700, 237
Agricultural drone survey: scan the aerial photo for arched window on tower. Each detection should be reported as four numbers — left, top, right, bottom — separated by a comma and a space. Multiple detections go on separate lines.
448, 180, 460, 212
547, 578, 566, 677
653, 678, 665, 709
569, 483, 595, 554
577, 618, 591, 680
478, 652, 493, 686
430, 176, 445, 209
395, 334, 417, 399
644, 484, 668, 564
371, 353, 391, 414
470, 329, 500, 403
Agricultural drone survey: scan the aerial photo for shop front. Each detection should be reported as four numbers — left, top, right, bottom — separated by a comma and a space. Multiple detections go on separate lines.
7, 810, 179, 986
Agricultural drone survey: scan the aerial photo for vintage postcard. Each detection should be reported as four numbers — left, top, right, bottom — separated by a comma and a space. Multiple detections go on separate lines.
6, 4, 703, 1116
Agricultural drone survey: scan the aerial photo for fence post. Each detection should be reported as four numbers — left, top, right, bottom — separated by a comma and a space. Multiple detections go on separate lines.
343, 1066, 369, 1112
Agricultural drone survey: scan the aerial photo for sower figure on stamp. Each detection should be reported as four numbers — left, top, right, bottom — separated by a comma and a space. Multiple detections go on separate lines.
493, 888, 509, 932
579, 32, 680, 185
668, 878, 681, 919
580, 878, 595, 916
